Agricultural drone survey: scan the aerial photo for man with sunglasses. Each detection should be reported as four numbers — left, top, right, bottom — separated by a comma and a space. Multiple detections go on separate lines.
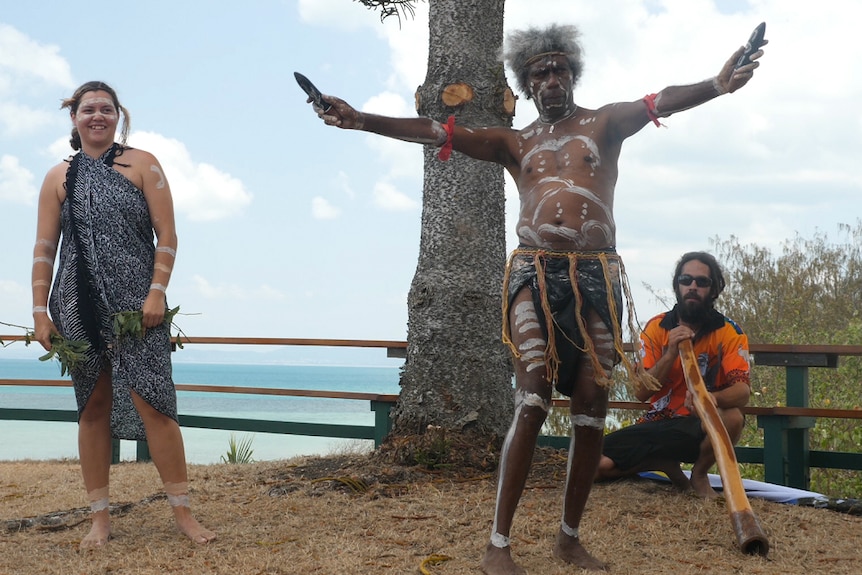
595, 251, 751, 497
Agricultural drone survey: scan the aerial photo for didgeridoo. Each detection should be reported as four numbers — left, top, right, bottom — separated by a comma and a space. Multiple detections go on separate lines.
678, 339, 770, 556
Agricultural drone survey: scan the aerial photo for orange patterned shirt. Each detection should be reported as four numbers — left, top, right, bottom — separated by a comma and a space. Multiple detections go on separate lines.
637, 306, 751, 423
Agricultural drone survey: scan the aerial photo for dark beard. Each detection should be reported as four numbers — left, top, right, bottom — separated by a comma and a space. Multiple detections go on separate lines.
677, 296, 712, 325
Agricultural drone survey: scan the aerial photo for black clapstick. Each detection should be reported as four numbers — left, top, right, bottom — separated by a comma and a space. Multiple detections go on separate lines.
294, 71, 332, 112
735, 22, 766, 68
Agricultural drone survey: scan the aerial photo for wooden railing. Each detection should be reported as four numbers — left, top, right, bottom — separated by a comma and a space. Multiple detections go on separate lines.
1, 336, 861, 490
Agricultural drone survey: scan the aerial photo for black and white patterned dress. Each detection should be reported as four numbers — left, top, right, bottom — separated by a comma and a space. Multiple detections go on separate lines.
48, 144, 177, 440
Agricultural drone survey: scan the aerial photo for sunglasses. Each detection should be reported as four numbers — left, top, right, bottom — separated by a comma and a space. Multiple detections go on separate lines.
677, 274, 713, 288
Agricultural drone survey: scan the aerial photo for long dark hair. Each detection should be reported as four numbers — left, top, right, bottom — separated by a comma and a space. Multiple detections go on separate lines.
61, 81, 130, 151
672, 251, 726, 302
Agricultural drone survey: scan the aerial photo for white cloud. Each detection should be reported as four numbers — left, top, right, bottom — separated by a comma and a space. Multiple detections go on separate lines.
363, 91, 413, 118
128, 131, 253, 222
0, 101, 57, 137
373, 181, 418, 211
296, 0, 383, 32
0, 25, 74, 140
0, 155, 37, 204
335, 171, 355, 198
311, 196, 341, 220
376, 2, 430, 93
192, 275, 285, 301
0, 24, 74, 90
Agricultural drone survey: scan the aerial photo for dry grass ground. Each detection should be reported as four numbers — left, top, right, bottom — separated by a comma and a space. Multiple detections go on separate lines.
1, 449, 859, 575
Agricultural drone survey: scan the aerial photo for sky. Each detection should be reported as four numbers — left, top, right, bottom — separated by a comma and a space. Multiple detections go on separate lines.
0, 0, 860, 366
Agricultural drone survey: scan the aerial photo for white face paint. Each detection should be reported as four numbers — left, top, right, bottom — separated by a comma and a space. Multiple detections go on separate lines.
527, 56, 575, 119
75, 97, 118, 122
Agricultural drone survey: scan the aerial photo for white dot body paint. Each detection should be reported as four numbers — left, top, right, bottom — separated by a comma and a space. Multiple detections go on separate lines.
520, 134, 601, 170
149, 165, 166, 189
516, 175, 615, 249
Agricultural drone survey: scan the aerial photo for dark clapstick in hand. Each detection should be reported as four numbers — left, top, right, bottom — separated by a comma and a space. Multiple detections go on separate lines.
294, 72, 332, 113
735, 22, 766, 68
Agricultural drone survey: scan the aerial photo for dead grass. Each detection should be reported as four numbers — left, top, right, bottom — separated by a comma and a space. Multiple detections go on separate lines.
1, 448, 859, 575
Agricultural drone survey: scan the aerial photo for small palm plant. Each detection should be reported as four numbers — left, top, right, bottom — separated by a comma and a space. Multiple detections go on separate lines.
221, 433, 255, 464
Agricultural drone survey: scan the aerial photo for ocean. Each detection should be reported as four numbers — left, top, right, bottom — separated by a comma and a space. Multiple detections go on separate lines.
0, 357, 401, 465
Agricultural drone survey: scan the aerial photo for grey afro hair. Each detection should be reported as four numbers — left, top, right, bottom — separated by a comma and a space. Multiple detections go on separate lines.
501, 24, 585, 99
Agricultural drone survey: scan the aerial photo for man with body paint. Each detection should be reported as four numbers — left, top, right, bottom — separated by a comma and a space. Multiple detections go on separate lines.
596, 252, 751, 498
307, 24, 764, 574
32, 81, 215, 548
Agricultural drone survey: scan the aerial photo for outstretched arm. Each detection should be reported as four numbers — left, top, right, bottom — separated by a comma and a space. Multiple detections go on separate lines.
608, 43, 766, 141
315, 95, 448, 146
651, 43, 766, 117
310, 95, 517, 166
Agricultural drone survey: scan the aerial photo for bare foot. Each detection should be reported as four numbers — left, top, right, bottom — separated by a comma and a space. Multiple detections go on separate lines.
660, 463, 693, 493
553, 530, 607, 571
79, 509, 110, 550
173, 506, 217, 544
690, 473, 720, 499
480, 542, 526, 575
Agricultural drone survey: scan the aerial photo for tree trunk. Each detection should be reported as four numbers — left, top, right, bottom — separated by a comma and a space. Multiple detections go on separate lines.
389, 0, 514, 444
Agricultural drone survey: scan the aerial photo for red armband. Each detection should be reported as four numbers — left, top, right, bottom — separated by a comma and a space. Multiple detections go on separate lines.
643, 93, 662, 128
438, 115, 455, 161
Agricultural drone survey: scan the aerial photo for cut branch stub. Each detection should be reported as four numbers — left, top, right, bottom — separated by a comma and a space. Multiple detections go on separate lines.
503, 87, 516, 116
441, 83, 475, 107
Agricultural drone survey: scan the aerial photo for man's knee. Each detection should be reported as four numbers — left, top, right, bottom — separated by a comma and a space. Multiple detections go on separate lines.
509, 389, 552, 430
720, 407, 745, 442
596, 455, 617, 475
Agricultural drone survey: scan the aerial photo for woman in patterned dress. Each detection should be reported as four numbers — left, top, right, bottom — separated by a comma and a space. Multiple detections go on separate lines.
31, 81, 215, 548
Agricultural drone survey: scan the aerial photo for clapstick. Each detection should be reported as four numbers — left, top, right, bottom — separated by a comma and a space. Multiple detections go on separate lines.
294, 71, 332, 113
735, 22, 766, 68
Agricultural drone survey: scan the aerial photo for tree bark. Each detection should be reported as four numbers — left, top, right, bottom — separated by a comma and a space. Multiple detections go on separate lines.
389, 0, 514, 442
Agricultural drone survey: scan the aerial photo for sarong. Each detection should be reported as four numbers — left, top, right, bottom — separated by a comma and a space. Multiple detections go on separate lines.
48, 144, 177, 440
501, 247, 656, 396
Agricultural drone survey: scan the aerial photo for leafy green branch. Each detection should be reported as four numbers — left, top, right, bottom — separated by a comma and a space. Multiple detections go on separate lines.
3, 305, 191, 375
0, 320, 33, 348
112, 305, 190, 349
0, 320, 89, 376
39, 334, 90, 376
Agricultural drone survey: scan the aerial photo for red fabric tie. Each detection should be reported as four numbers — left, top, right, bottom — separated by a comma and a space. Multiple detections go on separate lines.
643, 93, 662, 127
438, 115, 455, 161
